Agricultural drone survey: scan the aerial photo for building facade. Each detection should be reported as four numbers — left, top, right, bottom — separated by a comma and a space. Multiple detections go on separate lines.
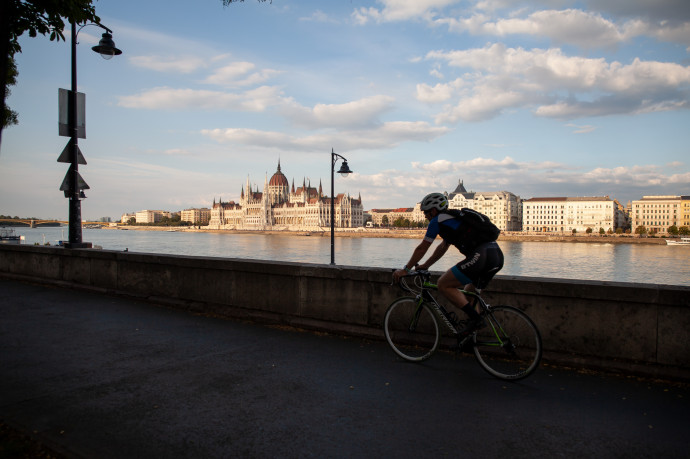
523, 197, 619, 233
369, 204, 424, 226
446, 180, 523, 231
208, 161, 364, 230
181, 208, 211, 225
630, 195, 686, 234
134, 210, 171, 224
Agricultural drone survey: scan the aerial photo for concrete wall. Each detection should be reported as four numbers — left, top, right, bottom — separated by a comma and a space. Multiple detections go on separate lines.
1, 244, 689, 380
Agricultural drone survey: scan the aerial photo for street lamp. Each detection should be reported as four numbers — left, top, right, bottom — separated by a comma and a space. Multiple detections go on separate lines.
330, 148, 353, 265
61, 21, 121, 248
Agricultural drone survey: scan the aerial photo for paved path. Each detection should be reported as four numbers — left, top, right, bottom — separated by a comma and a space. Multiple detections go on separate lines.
1, 278, 688, 458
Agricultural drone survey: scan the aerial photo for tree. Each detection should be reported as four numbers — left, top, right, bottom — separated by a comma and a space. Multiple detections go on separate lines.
585, 227, 593, 234
2, 55, 18, 128
679, 226, 690, 236
635, 225, 647, 236
0, 0, 100, 149
381, 215, 389, 227
667, 225, 679, 236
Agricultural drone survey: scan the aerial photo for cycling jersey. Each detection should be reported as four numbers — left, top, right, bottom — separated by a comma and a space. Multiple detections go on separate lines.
425, 212, 504, 288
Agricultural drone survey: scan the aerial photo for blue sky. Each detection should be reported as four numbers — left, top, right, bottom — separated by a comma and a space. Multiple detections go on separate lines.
2, 0, 689, 220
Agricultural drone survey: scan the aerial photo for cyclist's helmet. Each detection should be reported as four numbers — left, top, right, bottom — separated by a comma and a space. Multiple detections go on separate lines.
420, 192, 448, 212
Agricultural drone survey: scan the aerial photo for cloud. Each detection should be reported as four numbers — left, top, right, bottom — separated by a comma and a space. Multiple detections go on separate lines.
422, 43, 690, 122
391, 157, 689, 202
201, 121, 449, 152
129, 55, 208, 73
352, 0, 461, 24
300, 10, 338, 23
565, 123, 597, 134
117, 86, 286, 112
280, 95, 396, 129
203, 62, 281, 87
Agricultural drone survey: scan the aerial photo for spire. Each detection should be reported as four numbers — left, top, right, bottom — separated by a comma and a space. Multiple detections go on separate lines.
277, 158, 281, 173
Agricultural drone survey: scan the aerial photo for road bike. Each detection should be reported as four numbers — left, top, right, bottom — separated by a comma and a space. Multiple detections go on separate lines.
384, 270, 542, 380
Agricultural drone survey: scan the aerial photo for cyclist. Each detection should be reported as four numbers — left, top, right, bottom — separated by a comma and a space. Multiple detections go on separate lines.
392, 192, 504, 336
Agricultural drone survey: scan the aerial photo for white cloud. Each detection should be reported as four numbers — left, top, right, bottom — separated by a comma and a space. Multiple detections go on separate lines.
204, 62, 281, 87
423, 43, 690, 122
201, 121, 449, 152
117, 86, 286, 112
129, 55, 208, 73
280, 95, 396, 129
352, 0, 461, 24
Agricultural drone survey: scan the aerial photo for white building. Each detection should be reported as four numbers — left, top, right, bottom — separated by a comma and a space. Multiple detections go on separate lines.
446, 180, 522, 231
523, 197, 618, 233
135, 210, 171, 224
208, 161, 364, 230
181, 208, 211, 225
630, 196, 683, 234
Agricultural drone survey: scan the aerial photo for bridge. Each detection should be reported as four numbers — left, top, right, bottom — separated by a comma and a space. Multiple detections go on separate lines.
0, 218, 66, 227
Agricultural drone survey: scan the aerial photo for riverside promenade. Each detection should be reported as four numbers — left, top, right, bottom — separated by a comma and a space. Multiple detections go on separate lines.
1, 277, 689, 458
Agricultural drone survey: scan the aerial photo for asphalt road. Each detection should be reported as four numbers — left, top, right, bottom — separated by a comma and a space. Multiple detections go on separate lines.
1, 278, 688, 458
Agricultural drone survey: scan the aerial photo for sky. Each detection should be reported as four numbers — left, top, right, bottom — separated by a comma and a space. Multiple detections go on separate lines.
1, 0, 689, 221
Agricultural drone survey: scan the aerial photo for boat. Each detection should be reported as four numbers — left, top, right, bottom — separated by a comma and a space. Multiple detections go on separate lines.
0, 228, 22, 244
666, 237, 690, 245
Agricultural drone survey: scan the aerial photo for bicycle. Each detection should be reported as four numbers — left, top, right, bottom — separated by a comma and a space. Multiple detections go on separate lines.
384, 270, 542, 380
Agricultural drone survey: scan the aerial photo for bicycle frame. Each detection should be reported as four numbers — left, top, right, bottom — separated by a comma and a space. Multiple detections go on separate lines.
398, 271, 508, 347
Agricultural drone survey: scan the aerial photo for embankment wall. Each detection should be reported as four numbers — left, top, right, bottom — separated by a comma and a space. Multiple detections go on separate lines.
1, 244, 688, 380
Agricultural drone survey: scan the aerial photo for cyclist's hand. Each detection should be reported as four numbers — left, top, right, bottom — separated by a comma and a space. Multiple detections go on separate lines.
392, 269, 406, 283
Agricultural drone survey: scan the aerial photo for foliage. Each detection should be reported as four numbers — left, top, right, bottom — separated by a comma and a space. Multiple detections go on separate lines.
667, 225, 679, 236
1, 0, 100, 145
585, 227, 593, 234
2, 56, 18, 129
678, 226, 690, 236
381, 215, 389, 226
635, 225, 647, 235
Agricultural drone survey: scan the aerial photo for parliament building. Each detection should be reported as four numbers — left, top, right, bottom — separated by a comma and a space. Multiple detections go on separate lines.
208, 161, 364, 230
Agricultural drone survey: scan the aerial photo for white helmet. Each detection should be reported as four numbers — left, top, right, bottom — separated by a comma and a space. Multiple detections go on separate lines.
421, 192, 448, 212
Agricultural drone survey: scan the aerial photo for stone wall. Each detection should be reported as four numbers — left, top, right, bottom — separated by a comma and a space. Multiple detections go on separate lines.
1, 244, 688, 380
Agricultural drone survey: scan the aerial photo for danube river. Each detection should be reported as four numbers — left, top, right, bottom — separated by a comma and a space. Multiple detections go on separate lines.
11, 227, 690, 287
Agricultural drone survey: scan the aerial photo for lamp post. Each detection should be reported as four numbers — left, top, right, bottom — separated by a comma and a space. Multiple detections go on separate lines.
330, 148, 353, 265
63, 21, 121, 248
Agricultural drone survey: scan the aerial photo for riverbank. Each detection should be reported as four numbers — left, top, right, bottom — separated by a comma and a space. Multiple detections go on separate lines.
109, 226, 668, 244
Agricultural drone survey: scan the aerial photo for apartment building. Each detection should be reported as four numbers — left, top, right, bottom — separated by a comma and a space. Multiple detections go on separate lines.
181, 208, 211, 225
523, 197, 618, 233
135, 210, 171, 224
630, 195, 686, 233
446, 180, 522, 231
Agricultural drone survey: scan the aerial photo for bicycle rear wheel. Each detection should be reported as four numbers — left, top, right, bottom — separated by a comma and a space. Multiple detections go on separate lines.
473, 305, 542, 380
384, 297, 439, 362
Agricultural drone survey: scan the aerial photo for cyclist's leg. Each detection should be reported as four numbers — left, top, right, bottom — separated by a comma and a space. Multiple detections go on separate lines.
438, 268, 482, 326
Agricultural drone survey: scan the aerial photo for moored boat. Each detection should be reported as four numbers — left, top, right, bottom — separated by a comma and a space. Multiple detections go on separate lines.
666, 237, 690, 245
0, 228, 22, 244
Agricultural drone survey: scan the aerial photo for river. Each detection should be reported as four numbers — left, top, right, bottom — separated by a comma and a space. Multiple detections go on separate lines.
10, 226, 690, 287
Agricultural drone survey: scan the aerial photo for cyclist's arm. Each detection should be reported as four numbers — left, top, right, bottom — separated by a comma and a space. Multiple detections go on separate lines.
393, 240, 432, 281
417, 240, 450, 270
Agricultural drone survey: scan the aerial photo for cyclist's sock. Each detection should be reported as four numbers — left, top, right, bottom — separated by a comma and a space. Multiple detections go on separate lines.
461, 303, 481, 321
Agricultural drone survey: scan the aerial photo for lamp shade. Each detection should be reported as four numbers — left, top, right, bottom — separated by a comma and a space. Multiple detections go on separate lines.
92, 33, 122, 60
337, 160, 353, 177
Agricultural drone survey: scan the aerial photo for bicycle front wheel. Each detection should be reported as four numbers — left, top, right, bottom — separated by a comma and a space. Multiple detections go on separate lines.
473, 305, 542, 380
384, 297, 440, 362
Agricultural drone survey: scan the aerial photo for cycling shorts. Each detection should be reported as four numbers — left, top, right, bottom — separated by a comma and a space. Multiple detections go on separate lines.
450, 241, 504, 289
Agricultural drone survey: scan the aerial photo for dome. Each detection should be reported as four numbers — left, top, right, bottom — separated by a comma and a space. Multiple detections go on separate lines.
269, 161, 289, 187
